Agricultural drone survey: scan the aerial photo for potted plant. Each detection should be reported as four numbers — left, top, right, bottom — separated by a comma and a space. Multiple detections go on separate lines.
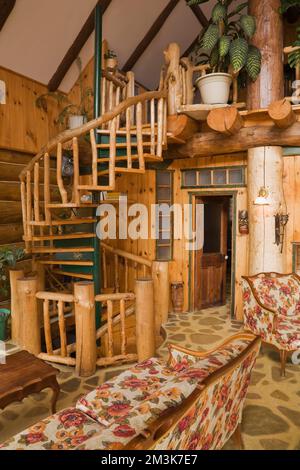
186, 0, 262, 105
36, 57, 93, 129
0, 247, 25, 301
104, 49, 118, 69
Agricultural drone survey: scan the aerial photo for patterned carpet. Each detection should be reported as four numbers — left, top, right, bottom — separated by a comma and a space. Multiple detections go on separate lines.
1, 305, 300, 450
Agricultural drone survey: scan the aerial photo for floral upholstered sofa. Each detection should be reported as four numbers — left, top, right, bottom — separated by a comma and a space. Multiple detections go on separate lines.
0, 333, 260, 451
242, 272, 300, 376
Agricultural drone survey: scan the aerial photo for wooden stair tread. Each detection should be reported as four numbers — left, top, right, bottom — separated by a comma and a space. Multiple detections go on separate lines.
96, 142, 158, 149
32, 247, 94, 254
38, 260, 94, 266
51, 270, 93, 280
30, 233, 96, 242
46, 204, 98, 209
97, 154, 163, 163
98, 168, 146, 176
29, 218, 97, 226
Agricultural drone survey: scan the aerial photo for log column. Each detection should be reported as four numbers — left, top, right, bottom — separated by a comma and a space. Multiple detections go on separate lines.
18, 277, 41, 355
152, 262, 169, 336
74, 282, 97, 377
247, 0, 285, 274
135, 278, 155, 361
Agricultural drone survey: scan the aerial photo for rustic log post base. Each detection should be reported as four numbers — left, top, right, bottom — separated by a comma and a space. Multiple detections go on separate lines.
152, 261, 169, 336
135, 278, 155, 361
74, 282, 97, 377
17, 276, 41, 355
9, 269, 24, 345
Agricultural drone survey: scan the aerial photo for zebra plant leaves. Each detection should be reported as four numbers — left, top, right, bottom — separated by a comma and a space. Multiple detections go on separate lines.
186, 0, 262, 82
202, 25, 219, 51
230, 38, 249, 73
240, 15, 256, 38
246, 46, 262, 81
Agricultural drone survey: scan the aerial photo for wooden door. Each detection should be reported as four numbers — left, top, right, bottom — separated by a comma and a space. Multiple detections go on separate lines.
195, 197, 229, 310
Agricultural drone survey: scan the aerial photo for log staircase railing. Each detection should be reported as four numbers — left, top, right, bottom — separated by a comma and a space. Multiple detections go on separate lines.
20, 91, 167, 263
101, 242, 152, 293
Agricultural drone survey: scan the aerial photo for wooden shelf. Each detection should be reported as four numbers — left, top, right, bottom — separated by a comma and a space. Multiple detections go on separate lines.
178, 102, 246, 121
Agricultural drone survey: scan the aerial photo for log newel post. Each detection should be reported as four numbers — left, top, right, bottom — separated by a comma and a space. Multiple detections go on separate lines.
247, 0, 285, 275
74, 282, 97, 377
164, 43, 181, 116
9, 269, 24, 345
135, 278, 155, 361
17, 277, 41, 355
151, 262, 169, 335
32, 259, 45, 322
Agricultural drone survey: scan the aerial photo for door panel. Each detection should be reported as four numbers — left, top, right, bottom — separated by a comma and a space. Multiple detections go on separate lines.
195, 197, 229, 310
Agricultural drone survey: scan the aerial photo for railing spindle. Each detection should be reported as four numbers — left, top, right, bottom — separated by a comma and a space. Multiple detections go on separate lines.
109, 118, 116, 190
21, 181, 28, 249
72, 137, 80, 204
44, 153, 51, 224
157, 98, 164, 158
90, 129, 98, 187
26, 171, 32, 240
136, 102, 145, 170
120, 299, 126, 355
114, 253, 120, 293
150, 98, 155, 155
43, 299, 53, 355
102, 247, 108, 289
107, 300, 114, 357
57, 143, 68, 204
126, 107, 132, 169
58, 300, 67, 357
33, 162, 40, 223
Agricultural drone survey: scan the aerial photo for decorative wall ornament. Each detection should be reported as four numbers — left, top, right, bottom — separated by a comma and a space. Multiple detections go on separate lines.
274, 212, 289, 253
238, 210, 249, 235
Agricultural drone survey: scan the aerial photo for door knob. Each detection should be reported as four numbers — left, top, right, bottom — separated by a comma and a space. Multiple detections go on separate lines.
225, 255, 229, 260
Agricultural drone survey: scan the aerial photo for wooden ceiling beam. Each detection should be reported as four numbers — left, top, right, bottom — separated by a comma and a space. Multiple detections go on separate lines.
189, 4, 209, 28
47, 0, 112, 92
182, 4, 209, 57
0, 0, 16, 31
122, 0, 181, 73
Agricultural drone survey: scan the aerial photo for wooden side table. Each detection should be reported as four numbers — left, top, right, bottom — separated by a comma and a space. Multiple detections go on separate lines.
0, 351, 60, 414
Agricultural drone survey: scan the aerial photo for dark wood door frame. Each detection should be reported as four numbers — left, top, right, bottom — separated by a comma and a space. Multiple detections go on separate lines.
188, 190, 237, 318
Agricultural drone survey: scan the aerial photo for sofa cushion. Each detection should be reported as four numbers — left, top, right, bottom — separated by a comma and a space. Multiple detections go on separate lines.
0, 408, 102, 451
76, 337, 253, 428
251, 274, 300, 317
274, 316, 300, 350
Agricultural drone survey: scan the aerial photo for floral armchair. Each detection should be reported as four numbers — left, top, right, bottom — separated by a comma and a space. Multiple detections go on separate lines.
0, 333, 260, 451
242, 272, 300, 376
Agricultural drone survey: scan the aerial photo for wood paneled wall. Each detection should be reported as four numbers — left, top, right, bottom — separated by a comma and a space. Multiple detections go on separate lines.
0, 67, 61, 154
283, 154, 300, 272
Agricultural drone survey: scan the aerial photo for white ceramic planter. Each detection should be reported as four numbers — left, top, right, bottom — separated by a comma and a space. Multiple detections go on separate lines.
195, 73, 232, 105
68, 115, 85, 129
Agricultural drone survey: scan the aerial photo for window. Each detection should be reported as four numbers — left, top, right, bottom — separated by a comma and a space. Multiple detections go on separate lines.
182, 166, 246, 188
156, 171, 173, 261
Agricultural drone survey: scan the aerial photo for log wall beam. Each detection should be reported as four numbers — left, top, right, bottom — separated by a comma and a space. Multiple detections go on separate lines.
168, 122, 300, 159
207, 107, 244, 136
268, 99, 296, 129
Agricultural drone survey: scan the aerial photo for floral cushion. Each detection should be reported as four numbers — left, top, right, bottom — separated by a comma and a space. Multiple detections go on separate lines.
251, 274, 300, 317
168, 337, 253, 374
274, 316, 300, 351
0, 408, 103, 451
76, 358, 177, 426
77, 337, 253, 429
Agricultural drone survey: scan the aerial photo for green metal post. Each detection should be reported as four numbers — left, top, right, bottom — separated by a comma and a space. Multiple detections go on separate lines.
93, 3, 103, 328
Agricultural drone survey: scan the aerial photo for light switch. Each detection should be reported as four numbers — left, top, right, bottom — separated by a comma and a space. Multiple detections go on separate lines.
0, 80, 6, 104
